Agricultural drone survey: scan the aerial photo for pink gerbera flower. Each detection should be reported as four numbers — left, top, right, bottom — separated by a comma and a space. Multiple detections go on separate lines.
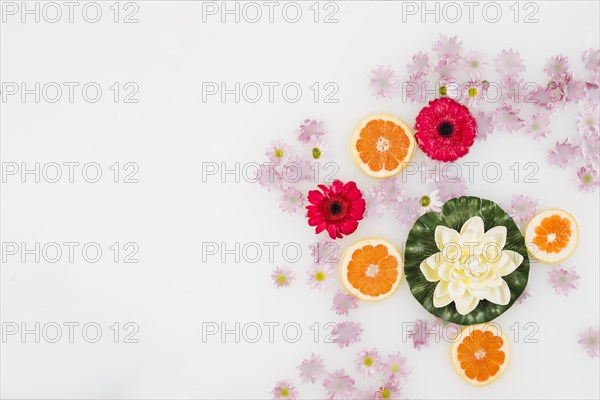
272, 380, 298, 400
548, 265, 580, 296
548, 139, 581, 168
306, 180, 366, 239
298, 119, 325, 143
462, 51, 487, 77
475, 111, 494, 141
494, 104, 524, 132
332, 290, 359, 316
394, 197, 420, 226
297, 353, 326, 384
436, 175, 466, 201
378, 352, 410, 380
307, 263, 335, 290
355, 348, 381, 377
544, 55, 570, 79
370, 65, 399, 99
433, 35, 462, 58
363, 187, 386, 218
280, 187, 304, 215
408, 319, 431, 350
525, 112, 551, 140
509, 195, 538, 225
577, 165, 600, 192
578, 327, 600, 358
375, 177, 405, 205
495, 49, 525, 77
414, 97, 478, 162
271, 266, 295, 288
323, 370, 355, 400
407, 51, 430, 75
332, 321, 363, 348
375, 375, 401, 400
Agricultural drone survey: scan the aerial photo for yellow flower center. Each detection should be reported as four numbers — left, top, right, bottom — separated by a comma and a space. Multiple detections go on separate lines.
468, 87, 478, 98
276, 275, 287, 285
274, 148, 284, 158
363, 356, 374, 366
380, 388, 391, 399
439, 85, 447, 96
420, 195, 431, 207
312, 147, 322, 159
390, 363, 400, 373
315, 271, 326, 282
280, 387, 289, 397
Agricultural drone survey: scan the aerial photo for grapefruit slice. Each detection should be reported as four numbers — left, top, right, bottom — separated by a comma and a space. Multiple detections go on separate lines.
451, 324, 510, 386
525, 209, 579, 263
340, 238, 403, 301
350, 114, 415, 178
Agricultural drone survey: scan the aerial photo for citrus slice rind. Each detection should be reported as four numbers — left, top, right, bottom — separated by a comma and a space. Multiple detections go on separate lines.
525, 208, 579, 264
340, 238, 403, 302
451, 324, 511, 386
349, 114, 415, 178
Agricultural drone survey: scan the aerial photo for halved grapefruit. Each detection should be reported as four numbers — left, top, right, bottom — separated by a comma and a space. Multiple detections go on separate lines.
525, 208, 579, 263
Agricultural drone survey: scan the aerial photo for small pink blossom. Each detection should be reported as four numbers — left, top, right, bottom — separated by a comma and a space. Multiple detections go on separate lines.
297, 353, 326, 384
548, 138, 581, 168
363, 187, 386, 218
563, 75, 587, 103
298, 119, 325, 143
577, 165, 600, 192
544, 55, 570, 79
370, 65, 399, 99
509, 195, 538, 225
495, 49, 525, 77
279, 187, 304, 214
405, 73, 428, 103
577, 102, 599, 134
408, 319, 431, 350
582, 48, 600, 73
375, 375, 401, 400
525, 112, 551, 140
578, 327, 600, 358
272, 266, 295, 288
531, 85, 559, 110
257, 163, 283, 191
266, 140, 292, 164
407, 51, 430, 75
548, 265, 580, 296
394, 197, 420, 226
463, 79, 484, 105
434, 57, 458, 79
272, 380, 298, 400
332, 290, 359, 316
378, 352, 410, 380
332, 321, 363, 348
438, 76, 462, 100
576, 132, 600, 165
475, 111, 494, 141
354, 348, 381, 377
462, 51, 487, 77
517, 287, 531, 304
375, 177, 405, 205
309, 139, 329, 161
285, 156, 315, 182
323, 370, 355, 400
309, 238, 339, 266
436, 176, 467, 202
433, 35, 462, 58
501, 75, 532, 104
307, 263, 335, 290
494, 104, 524, 132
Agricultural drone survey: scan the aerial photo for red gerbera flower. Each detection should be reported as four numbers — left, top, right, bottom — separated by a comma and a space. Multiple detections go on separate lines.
414, 97, 477, 162
306, 180, 366, 239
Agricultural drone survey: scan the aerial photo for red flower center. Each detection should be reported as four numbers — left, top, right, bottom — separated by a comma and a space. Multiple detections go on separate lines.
437, 121, 454, 137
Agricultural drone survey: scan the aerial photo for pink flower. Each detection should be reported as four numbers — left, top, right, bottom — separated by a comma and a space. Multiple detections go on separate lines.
332, 321, 363, 348
463, 79, 484, 105
509, 195, 538, 225
355, 348, 381, 377
577, 165, 600, 192
323, 370, 355, 400
309, 238, 339, 266
378, 352, 410, 380
285, 156, 315, 183
548, 265, 580, 296
433, 35, 462, 58
475, 111, 494, 141
501, 76, 532, 104
307, 263, 335, 290
279, 187, 304, 215
582, 48, 600, 73
370, 65, 399, 99
298, 119, 325, 143
272, 380, 298, 400
577, 102, 599, 134
517, 287, 531, 305
257, 163, 283, 191
576, 132, 600, 165
531, 85, 560, 110
563, 75, 587, 103
462, 51, 487, 77
578, 327, 600, 358
332, 290, 359, 316
375, 375, 401, 400
434, 57, 458, 79
297, 353, 326, 384
266, 140, 292, 164
548, 138, 581, 168
272, 266, 295, 288
544, 55, 570, 79
407, 51, 430, 75
494, 104, 524, 132
405, 73, 428, 103
408, 319, 431, 350
375, 177, 405, 205
495, 49, 525, 77
394, 197, 420, 226
438, 76, 462, 100
525, 112, 551, 140
436, 176, 467, 202
363, 187, 386, 218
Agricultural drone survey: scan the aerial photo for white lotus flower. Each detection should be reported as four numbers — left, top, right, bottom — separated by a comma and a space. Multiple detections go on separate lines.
420, 216, 524, 315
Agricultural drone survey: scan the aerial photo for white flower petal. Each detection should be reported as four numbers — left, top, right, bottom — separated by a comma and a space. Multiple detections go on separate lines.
448, 281, 466, 299
438, 262, 454, 281
433, 293, 453, 307
420, 253, 444, 282
480, 226, 507, 250
459, 216, 485, 242
455, 292, 479, 315
434, 280, 449, 297
484, 280, 511, 305
435, 225, 460, 251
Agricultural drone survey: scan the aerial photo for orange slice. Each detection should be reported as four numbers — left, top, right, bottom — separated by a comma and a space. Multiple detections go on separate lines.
340, 238, 403, 301
451, 324, 510, 386
525, 208, 579, 263
350, 114, 415, 178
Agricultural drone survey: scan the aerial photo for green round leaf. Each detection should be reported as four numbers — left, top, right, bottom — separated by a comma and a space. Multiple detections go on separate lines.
404, 196, 530, 325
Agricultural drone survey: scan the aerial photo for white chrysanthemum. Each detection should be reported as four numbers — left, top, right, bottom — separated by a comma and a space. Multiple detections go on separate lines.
420, 216, 524, 315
